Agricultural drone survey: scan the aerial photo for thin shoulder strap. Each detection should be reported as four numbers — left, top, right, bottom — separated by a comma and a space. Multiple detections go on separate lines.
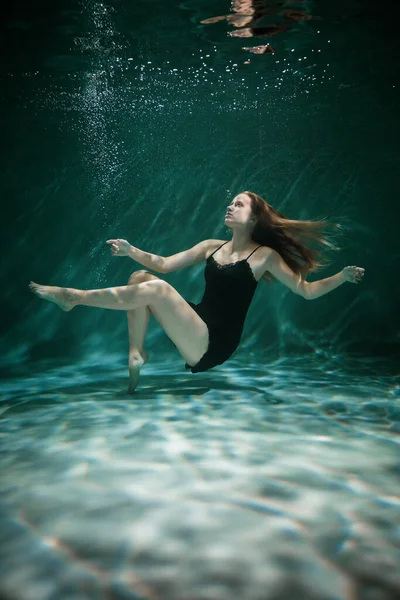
246, 245, 262, 260
209, 240, 229, 258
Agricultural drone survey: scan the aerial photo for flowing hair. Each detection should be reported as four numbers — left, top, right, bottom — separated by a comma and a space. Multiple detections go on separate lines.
242, 191, 342, 284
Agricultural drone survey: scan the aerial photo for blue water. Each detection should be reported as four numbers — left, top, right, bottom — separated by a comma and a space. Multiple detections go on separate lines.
2, 0, 400, 597
1, 352, 400, 599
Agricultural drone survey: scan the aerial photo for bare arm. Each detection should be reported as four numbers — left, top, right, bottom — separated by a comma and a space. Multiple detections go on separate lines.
127, 245, 164, 273
306, 265, 365, 299
106, 239, 164, 272
106, 238, 216, 274
264, 249, 309, 298
265, 249, 364, 300
161, 239, 215, 273
305, 271, 345, 300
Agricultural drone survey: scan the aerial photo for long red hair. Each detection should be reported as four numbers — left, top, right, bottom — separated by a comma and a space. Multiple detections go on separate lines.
242, 191, 342, 283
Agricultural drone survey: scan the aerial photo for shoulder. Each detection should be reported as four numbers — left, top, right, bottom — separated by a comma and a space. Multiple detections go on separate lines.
256, 245, 274, 263
204, 239, 228, 259
204, 239, 228, 251
257, 245, 273, 256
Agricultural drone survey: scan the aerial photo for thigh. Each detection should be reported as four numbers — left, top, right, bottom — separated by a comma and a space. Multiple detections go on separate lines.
146, 280, 209, 367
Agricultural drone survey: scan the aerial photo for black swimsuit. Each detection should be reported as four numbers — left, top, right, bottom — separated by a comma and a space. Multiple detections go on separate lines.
185, 241, 263, 373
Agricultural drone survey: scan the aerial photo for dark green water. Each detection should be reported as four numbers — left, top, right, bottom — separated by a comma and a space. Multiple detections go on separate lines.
1, 1, 400, 599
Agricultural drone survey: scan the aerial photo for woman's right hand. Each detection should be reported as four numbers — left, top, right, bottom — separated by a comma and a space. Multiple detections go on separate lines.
106, 238, 132, 257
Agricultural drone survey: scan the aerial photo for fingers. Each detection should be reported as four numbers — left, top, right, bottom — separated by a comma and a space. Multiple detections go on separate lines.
352, 266, 365, 283
106, 239, 119, 255
106, 239, 124, 245
344, 265, 365, 284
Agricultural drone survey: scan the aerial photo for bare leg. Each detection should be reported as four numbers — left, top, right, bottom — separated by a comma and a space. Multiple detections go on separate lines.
29, 280, 159, 312
29, 274, 160, 393
29, 275, 210, 392
127, 309, 149, 394
126, 271, 158, 393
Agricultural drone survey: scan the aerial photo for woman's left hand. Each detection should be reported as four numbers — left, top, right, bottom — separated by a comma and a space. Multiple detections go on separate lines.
342, 266, 365, 284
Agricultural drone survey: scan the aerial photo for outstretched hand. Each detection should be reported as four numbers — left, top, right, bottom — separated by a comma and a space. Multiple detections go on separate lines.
106, 239, 131, 257
342, 266, 365, 284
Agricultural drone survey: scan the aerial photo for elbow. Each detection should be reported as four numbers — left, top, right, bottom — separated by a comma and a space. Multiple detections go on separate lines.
299, 281, 312, 300
158, 257, 167, 274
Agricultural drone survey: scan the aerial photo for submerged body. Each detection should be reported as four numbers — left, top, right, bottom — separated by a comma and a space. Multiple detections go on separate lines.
29, 192, 365, 392
185, 241, 262, 373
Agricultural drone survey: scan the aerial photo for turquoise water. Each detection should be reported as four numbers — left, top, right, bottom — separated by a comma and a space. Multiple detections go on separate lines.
1, 353, 400, 599
1, 0, 400, 598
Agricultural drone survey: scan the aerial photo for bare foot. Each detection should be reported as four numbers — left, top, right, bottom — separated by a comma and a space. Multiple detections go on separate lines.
29, 282, 77, 312
128, 349, 149, 394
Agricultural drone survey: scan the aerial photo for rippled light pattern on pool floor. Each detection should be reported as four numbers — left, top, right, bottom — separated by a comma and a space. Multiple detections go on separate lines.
1, 354, 399, 600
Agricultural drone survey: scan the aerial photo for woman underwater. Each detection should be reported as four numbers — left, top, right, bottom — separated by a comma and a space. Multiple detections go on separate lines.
29, 192, 365, 392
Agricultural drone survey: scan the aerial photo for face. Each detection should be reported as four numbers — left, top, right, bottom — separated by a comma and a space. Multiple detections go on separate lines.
225, 193, 254, 226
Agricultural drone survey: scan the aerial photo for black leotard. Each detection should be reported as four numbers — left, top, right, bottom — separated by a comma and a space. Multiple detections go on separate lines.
185, 241, 263, 373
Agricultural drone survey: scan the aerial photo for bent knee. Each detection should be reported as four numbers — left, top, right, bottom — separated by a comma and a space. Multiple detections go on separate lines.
127, 270, 159, 285
143, 278, 171, 300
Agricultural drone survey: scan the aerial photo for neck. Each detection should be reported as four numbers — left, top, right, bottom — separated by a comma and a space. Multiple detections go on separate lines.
229, 231, 254, 254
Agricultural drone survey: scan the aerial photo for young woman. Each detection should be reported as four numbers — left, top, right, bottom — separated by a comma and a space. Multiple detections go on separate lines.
29, 192, 364, 392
